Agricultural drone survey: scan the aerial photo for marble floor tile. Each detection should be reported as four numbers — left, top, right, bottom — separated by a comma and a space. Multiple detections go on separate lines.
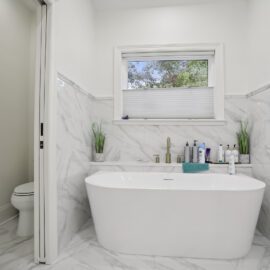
0, 218, 34, 270
1, 218, 270, 270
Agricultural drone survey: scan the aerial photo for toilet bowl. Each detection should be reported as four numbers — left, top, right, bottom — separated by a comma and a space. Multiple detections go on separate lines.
11, 182, 34, 237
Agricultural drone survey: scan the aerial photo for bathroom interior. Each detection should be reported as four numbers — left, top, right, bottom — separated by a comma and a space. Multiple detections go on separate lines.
0, 0, 270, 269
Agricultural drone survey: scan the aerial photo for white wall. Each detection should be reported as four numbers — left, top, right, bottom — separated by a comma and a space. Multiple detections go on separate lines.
54, 0, 96, 92
0, 0, 35, 221
28, 13, 37, 182
247, 0, 270, 91
53, 0, 269, 96
93, 0, 249, 97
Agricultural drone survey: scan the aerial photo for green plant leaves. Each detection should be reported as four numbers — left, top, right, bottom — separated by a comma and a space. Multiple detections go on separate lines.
92, 122, 105, 153
237, 121, 249, 154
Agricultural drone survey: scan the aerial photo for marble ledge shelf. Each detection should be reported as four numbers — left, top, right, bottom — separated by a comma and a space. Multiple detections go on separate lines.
89, 161, 252, 168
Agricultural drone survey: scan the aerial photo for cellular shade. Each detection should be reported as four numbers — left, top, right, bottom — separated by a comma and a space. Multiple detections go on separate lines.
123, 88, 214, 119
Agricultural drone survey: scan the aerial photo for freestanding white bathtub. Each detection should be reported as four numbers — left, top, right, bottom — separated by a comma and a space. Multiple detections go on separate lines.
85, 172, 265, 259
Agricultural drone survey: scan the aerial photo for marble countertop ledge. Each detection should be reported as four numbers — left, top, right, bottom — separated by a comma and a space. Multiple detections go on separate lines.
89, 161, 252, 168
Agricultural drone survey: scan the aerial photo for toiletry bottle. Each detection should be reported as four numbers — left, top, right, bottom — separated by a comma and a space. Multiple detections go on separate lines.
192, 140, 198, 163
176, 155, 181, 163
225, 145, 231, 163
184, 142, 190, 163
232, 144, 239, 163
218, 144, 224, 163
228, 153, 236, 175
205, 148, 211, 163
153, 154, 160, 163
198, 143, 206, 164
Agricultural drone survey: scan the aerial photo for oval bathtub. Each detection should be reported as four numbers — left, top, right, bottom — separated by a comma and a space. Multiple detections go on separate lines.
85, 172, 265, 259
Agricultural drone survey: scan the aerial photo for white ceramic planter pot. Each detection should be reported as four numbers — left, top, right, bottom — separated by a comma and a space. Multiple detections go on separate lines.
239, 154, 250, 164
93, 152, 105, 162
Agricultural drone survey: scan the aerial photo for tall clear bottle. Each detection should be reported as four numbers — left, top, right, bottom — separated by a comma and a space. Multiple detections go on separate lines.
225, 145, 231, 163
192, 140, 198, 163
218, 144, 224, 163
232, 144, 239, 163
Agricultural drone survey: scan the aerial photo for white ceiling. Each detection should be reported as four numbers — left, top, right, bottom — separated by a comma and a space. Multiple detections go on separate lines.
92, 0, 239, 11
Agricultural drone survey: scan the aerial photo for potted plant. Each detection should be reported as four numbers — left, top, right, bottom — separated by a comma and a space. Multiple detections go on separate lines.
237, 121, 250, 164
92, 122, 106, 162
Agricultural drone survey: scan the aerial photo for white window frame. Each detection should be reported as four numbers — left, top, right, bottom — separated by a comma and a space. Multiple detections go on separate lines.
114, 43, 225, 125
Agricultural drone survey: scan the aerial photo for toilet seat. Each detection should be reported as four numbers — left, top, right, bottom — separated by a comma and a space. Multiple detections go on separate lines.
14, 182, 34, 196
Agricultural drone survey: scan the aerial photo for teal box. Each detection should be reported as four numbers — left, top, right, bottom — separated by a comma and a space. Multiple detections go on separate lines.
182, 163, 209, 173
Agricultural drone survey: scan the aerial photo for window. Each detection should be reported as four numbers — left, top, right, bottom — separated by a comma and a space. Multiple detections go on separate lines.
114, 44, 224, 124
128, 59, 209, 89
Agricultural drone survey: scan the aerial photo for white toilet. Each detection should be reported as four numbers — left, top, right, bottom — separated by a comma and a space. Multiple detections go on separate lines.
11, 182, 34, 237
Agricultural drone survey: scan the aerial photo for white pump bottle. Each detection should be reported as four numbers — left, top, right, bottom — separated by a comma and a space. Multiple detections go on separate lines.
228, 154, 236, 175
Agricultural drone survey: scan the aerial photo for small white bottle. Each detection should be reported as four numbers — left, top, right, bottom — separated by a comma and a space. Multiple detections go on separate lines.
198, 143, 206, 164
232, 144, 239, 163
218, 144, 224, 163
225, 145, 231, 163
228, 154, 236, 175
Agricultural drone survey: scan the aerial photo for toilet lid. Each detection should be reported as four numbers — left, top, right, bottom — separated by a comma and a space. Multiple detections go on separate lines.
14, 182, 34, 196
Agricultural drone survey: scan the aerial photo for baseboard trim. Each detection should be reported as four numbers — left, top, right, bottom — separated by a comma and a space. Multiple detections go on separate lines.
0, 203, 18, 226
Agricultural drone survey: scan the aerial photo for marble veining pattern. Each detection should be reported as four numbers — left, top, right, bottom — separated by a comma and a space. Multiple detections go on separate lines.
89, 95, 249, 163
1, 218, 270, 270
249, 89, 270, 239
56, 76, 93, 251
56, 73, 254, 252
0, 218, 34, 270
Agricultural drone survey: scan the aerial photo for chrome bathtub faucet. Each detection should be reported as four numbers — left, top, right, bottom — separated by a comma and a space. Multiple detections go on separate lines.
165, 137, 172, 164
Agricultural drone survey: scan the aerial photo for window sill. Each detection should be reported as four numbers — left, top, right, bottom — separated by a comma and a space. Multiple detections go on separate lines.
113, 119, 227, 126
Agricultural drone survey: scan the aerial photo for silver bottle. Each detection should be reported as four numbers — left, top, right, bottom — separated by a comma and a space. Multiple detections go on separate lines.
192, 140, 198, 163
184, 142, 190, 163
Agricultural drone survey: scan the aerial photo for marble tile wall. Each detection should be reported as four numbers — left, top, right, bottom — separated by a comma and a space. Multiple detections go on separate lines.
90, 96, 249, 163
57, 73, 267, 252
56, 74, 93, 251
249, 89, 270, 238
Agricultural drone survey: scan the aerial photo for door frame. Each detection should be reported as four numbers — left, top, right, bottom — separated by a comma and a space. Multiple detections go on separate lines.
34, 0, 57, 264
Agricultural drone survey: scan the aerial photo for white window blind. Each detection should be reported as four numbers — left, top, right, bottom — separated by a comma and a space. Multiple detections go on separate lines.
123, 88, 214, 119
